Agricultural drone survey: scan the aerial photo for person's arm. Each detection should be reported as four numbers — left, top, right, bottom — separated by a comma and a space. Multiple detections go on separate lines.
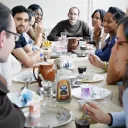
82, 102, 111, 125
110, 111, 125, 126
106, 42, 126, 84
47, 22, 62, 41
10, 54, 21, 76
34, 22, 44, 47
123, 87, 128, 127
12, 48, 40, 68
82, 102, 126, 127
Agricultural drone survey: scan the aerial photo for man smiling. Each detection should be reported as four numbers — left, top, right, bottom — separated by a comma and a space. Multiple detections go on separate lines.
47, 7, 92, 41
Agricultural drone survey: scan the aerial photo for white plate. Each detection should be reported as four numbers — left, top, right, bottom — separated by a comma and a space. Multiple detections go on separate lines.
24, 107, 73, 127
12, 71, 36, 83
7, 92, 41, 107
72, 84, 111, 100
78, 74, 104, 83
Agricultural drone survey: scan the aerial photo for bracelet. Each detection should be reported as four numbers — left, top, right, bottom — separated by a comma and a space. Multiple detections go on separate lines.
107, 113, 113, 126
104, 62, 108, 72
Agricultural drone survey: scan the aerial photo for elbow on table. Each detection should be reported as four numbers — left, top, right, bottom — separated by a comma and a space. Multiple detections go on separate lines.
23, 62, 33, 68
106, 77, 117, 85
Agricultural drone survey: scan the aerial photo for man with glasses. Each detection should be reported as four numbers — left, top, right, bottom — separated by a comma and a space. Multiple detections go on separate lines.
11, 5, 42, 68
0, 2, 25, 128
47, 7, 92, 41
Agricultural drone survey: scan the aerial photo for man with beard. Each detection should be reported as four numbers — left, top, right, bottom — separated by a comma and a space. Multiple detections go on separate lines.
11, 6, 42, 68
0, 2, 25, 128
47, 7, 92, 41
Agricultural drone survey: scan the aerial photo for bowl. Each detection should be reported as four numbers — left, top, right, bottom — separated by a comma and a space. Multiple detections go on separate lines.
76, 52, 86, 57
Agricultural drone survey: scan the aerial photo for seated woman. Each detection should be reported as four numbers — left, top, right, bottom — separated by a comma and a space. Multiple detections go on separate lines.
91, 9, 108, 48
23, 9, 43, 51
89, 11, 125, 72
28, 4, 45, 42
95, 7, 125, 62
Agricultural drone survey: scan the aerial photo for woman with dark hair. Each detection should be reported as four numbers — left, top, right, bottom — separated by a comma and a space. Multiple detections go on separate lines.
83, 16, 128, 127
91, 9, 107, 48
88, 11, 125, 72
27, 4, 45, 42
95, 7, 125, 62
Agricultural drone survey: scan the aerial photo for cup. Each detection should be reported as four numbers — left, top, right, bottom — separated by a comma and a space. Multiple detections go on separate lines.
75, 118, 90, 128
29, 101, 40, 118
78, 66, 87, 74
81, 85, 91, 97
100, 90, 113, 104
61, 32, 67, 41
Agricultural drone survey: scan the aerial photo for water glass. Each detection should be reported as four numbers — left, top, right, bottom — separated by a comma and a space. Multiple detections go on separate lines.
61, 32, 67, 41
100, 90, 112, 105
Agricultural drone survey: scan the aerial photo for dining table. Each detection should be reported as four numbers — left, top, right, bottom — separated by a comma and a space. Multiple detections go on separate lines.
8, 42, 123, 128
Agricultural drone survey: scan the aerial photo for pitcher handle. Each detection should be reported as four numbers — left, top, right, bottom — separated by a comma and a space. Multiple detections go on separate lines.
33, 65, 39, 82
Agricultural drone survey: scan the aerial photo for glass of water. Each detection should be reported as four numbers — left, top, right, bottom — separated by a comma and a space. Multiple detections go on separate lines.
100, 90, 112, 105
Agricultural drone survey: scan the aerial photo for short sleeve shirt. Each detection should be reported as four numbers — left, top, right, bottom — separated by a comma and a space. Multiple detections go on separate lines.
14, 34, 27, 49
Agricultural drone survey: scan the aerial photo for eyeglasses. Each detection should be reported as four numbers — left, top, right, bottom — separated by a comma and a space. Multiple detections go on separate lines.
117, 40, 128, 45
6, 30, 20, 42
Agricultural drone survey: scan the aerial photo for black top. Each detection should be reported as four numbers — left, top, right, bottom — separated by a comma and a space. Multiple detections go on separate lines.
14, 34, 27, 49
0, 80, 25, 128
47, 19, 92, 41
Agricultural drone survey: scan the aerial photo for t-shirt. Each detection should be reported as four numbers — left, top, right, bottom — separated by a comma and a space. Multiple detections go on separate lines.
14, 34, 28, 49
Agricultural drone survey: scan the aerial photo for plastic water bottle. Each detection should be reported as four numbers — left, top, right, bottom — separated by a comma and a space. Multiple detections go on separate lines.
40, 49, 44, 62
52, 46, 57, 55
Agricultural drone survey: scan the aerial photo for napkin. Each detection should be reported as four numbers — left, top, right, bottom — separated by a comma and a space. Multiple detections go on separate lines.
20, 88, 33, 106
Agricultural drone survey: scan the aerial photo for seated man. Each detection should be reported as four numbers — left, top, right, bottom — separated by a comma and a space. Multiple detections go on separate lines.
11, 5, 42, 68
47, 7, 92, 41
0, 2, 25, 127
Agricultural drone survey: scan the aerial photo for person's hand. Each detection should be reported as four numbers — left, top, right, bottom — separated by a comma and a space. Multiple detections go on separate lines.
88, 53, 104, 69
36, 22, 44, 35
82, 102, 111, 124
93, 25, 102, 40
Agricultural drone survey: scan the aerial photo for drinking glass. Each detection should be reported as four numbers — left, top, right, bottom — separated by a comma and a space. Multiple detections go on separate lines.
61, 32, 67, 41
78, 66, 87, 78
75, 118, 90, 128
100, 90, 112, 105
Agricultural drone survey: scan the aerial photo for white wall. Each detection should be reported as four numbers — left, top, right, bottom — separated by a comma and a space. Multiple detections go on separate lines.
92, 0, 128, 13
1, 0, 128, 28
1, 0, 89, 28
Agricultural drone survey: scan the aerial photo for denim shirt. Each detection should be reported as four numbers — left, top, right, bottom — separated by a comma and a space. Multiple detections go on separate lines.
95, 35, 116, 62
